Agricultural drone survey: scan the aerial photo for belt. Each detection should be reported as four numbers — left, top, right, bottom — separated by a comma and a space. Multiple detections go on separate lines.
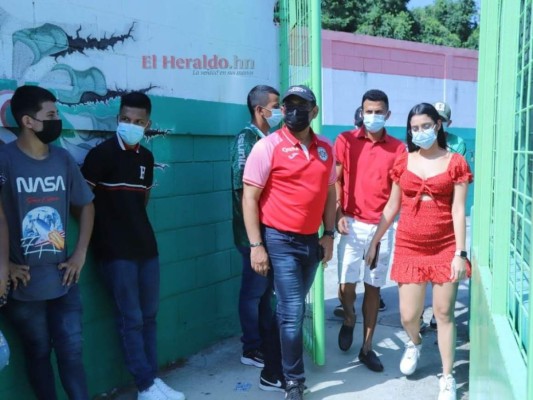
262, 225, 318, 239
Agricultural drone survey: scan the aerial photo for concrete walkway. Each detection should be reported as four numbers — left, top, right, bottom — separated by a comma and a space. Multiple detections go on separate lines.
112, 225, 471, 400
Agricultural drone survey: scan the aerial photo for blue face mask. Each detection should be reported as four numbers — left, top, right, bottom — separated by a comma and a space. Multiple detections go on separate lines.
117, 122, 145, 146
264, 108, 282, 128
412, 127, 437, 150
363, 114, 386, 133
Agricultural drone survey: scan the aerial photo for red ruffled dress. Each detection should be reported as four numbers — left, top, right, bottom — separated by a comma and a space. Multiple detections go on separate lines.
390, 152, 473, 284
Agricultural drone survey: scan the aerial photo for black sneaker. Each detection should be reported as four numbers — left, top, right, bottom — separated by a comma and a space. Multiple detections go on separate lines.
338, 324, 354, 351
430, 315, 437, 329
333, 304, 344, 318
240, 349, 264, 368
285, 380, 303, 400
259, 371, 285, 392
358, 348, 384, 372
333, 304, 356, 318
379, 297, 387, 311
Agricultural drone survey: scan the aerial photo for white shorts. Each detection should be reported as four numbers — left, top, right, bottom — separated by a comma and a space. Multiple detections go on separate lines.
337, 217, 394, 287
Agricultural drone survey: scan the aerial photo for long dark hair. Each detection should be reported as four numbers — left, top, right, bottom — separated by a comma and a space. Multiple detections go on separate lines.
406, 103, 447, 152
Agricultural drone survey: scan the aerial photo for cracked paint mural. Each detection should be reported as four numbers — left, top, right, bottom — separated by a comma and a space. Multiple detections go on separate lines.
0, 1, 279, 164
1, 12, 163, 164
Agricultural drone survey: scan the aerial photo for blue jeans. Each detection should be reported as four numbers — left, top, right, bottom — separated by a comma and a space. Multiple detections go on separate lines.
263, 226, 320, 383
0, 329, 9, 371
237, 246, 273, 353
4, 284, 88, 400
100, 257, 159, 392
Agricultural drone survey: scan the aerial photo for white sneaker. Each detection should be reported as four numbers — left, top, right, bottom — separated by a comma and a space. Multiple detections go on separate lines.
399, 338, 422, 375
438, 374, 457, 400
138, 383, 167, 400
154, 378, 186, 400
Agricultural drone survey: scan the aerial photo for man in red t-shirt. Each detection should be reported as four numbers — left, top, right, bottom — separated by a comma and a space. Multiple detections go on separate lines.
335, 89, 405, 372
243, 85, 336, 400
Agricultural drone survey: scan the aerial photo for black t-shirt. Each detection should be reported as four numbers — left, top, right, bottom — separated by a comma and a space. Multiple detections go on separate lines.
81, 135, 158, 261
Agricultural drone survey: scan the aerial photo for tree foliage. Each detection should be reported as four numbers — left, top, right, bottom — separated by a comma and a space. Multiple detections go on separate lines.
322, 0, 479, 49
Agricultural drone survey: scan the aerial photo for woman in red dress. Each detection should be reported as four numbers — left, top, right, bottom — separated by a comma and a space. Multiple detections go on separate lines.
366, 103, 472, 400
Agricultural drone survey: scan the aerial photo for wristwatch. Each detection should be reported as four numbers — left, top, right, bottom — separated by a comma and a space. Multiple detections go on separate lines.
250, 241, 264, 248
454, 250, 468, 259
323, 230, 335, 239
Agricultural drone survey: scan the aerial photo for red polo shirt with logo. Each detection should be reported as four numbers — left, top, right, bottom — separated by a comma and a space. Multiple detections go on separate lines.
335, 127, 405, 224
243, 126, 336, 234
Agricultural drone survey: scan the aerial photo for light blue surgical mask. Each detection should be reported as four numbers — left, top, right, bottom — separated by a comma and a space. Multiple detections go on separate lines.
412, 127, 437, 149
117, 122, 145, 146
263, 107, 283, 128
363, 114, 386, 133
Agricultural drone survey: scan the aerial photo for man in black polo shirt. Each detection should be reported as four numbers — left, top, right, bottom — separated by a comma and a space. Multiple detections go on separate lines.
82, 92, 185, 400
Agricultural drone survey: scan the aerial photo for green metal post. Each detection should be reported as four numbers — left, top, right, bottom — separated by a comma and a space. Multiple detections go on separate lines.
279, 0, 289, 92
309, 0, 325, 366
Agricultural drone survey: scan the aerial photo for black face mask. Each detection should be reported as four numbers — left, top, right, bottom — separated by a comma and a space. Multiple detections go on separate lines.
284, 107, 311, 132
33, 119, 62, 144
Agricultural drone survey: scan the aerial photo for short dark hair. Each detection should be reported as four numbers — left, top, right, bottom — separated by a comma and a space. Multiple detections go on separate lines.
406, 103, 447, 152
120, 92, 152, 115
10, 85, 57, 127
361, 89, 389, 110
247, 85, 279, 117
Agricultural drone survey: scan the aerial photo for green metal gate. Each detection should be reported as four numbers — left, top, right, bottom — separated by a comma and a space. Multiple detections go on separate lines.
279, 0, 325, 366
470, 0, 533, 398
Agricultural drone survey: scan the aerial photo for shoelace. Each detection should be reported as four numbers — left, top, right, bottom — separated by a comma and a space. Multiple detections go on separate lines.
444, 377, 455, 392
441, 376, 455, 392
404, 343, 419, 360
286, 384, 302, 399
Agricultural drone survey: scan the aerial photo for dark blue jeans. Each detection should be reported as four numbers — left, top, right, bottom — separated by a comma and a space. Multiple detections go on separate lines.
4, 284, 88, 400
100, 257, 159, 392
263, 226, 320, 383
237, 246, 273, 353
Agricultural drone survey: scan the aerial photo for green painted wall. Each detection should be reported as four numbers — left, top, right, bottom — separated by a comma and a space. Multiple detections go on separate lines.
469, 0, 531, 399
469, 263, 526, 399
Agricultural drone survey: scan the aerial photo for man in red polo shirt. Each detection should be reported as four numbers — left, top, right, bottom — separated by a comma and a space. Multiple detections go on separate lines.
242, 85, 336, 400
335, 89, 405, 372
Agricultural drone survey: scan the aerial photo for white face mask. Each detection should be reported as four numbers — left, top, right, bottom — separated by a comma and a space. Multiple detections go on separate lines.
412, 126, 437, 149
117, 122, 145, 145
363, 114, 386, 133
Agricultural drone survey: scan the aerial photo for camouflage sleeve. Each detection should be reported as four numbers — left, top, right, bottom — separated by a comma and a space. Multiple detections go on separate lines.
457, 139, 467, 156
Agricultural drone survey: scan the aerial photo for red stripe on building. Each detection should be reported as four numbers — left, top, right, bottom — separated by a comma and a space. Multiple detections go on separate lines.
322, 30, 478, 82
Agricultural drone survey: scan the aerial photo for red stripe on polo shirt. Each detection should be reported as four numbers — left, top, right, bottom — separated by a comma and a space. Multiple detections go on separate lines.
335, 127, 405, 224
244, 126, 336, 234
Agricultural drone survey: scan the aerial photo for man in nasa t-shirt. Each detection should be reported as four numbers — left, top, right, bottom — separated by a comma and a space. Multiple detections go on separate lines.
0, 85, 94, 399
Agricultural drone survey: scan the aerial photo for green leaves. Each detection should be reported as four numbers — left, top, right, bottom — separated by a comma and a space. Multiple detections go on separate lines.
321, 0, 479, 49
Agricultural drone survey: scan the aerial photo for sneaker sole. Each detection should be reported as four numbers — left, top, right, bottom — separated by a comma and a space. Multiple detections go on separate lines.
240, 357, 264, 368
259, 382, 284, 392
400, 360, 418, 375
400, 365, 417, 375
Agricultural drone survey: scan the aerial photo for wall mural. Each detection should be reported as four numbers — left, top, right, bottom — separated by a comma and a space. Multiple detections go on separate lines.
0, 10, 165, 165
0, 1, 279, 165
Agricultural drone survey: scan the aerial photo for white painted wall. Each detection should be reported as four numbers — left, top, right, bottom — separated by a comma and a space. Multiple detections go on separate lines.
322, 68, 477, 129
0, 0, 279, 106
